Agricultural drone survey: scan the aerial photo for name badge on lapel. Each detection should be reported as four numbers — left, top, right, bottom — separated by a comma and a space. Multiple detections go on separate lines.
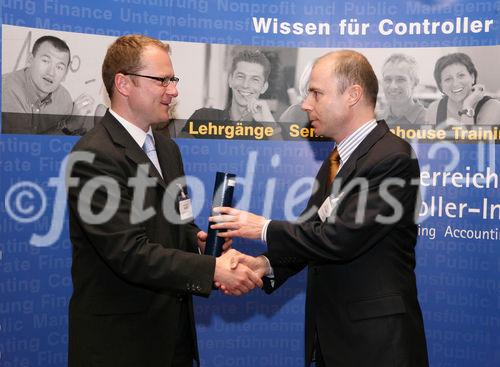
318, 193, 344, 222
177, 184, 193, 221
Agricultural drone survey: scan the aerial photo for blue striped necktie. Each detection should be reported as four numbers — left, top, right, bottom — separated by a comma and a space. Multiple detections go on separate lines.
142, 133, 163, 178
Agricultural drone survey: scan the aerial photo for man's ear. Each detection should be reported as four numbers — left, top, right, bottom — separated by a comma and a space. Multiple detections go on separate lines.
347, 85, 363, 107
114, 73, 131, 97
260, 81, 269, 95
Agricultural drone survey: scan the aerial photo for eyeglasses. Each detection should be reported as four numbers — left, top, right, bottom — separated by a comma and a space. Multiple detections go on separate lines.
125, 73, 179, 87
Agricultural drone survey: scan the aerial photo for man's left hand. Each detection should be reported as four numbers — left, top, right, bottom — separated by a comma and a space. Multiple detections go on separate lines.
209, 207, 266, 240
73, 93, 95, 116
196, 230, 232, 253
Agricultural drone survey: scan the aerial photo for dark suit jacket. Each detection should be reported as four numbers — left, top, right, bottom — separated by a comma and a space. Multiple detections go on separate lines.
67, 111, 215, 367
265, 121, 428, 366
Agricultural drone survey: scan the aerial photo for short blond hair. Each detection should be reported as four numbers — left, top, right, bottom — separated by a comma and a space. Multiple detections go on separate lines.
102, 34, 169, 98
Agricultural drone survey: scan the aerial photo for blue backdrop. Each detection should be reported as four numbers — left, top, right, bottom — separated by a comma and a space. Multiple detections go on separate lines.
1, 1, 499, 366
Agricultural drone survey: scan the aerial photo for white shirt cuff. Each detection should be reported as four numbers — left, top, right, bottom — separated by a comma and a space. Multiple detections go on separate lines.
261, 255, 274, 278
261, 219, 272, 242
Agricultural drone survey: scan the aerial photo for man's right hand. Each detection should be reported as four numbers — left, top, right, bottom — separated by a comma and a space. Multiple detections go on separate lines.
246, 98, 275, 122
73, 93, 96, 116
213, 249, 263, 296
230, 253, 269, 278
216, 253, 271, 296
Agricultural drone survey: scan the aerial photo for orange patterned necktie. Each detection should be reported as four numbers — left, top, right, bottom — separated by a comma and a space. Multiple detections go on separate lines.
328, 147, 340, 185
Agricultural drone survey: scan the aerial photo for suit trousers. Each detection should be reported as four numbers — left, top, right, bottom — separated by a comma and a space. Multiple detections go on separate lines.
312, 333, 325, 367
171, 297, 194, 367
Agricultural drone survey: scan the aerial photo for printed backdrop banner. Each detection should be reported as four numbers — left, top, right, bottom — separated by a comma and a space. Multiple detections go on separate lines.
1, 1, 499, 367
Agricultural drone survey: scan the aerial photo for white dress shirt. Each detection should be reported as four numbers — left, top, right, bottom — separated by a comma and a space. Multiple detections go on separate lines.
109, 108, 163, 178
109, 108, 156, 151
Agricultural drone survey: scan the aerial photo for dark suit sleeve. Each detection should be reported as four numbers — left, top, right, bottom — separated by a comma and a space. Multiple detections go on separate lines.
263, 260, 307, 294
67, 149, 215, 296
262, 176, 319, 292
267, 152, 419, 264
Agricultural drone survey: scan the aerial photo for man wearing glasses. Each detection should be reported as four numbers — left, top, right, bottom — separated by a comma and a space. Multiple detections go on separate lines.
66, 34, 262, 367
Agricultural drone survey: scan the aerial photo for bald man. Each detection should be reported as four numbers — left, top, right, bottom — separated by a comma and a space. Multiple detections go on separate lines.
212, 50, 428, 367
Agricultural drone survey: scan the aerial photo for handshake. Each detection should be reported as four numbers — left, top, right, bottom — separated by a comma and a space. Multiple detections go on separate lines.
198, 206, 270, 296
213, 249, 270, 296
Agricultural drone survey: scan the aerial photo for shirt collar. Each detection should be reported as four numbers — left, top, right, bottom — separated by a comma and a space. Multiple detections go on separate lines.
109, 108, 154, 148
336, 119, 377, 168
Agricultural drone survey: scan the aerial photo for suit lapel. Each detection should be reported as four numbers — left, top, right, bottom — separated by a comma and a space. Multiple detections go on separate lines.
301, 155, 330, 223
101, 112, 169, 191
154, 131, 176, 185
315, 159, 331, 201
154, 132, 183, 201
326, 120, 389, 195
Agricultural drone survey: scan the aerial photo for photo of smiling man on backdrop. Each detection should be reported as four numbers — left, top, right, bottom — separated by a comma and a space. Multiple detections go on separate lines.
2, 34, 96, 135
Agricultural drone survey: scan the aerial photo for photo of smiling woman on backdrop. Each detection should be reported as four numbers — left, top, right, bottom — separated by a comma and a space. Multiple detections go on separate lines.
426, 52, 500, 126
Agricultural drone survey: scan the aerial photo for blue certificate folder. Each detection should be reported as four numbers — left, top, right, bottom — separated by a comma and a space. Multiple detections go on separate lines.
204, 172, 236, 257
